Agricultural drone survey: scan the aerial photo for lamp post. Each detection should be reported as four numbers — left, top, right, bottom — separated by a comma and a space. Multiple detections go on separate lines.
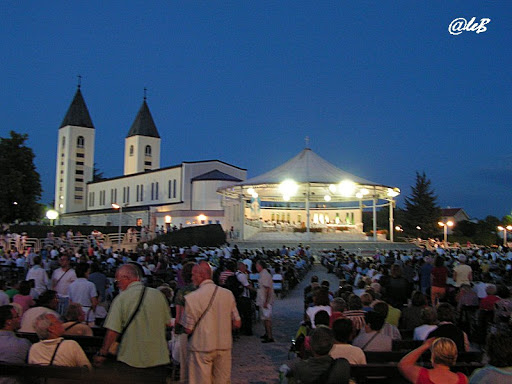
46, 210, 59, 226
497, 225, 512, 247
112, 203, 123, 248
438, 221, 454, 247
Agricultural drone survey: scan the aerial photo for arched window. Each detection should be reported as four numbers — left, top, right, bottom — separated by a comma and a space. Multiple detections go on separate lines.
145, 145, 152, 157
77, 136, 85, 148
62, 136, 66, 148
129, 145, 134, 156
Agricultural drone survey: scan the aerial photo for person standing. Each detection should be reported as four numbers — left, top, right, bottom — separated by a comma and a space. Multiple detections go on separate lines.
25, 256, 49, 300
51, 254, 76, 315
182, 261, 241, 384
453, 255, 472, 288
68, 263, 98, 324
94, 264, 171, 380
256, 260, 275, 343
236, 261, 254, 336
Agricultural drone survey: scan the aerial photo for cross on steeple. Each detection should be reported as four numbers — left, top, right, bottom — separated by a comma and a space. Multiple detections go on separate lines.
77, 75, 82, 89
144, 87, 147, 101
305, 136, 310, 149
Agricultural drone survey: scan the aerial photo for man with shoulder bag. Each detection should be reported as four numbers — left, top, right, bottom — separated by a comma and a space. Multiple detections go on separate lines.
182, 261, 241, 384
94, 263, 171, 381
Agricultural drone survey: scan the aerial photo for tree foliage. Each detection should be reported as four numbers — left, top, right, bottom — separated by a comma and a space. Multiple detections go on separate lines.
0, 131, 42, 223
402, 171, 441, 237
93, 163, 106, 182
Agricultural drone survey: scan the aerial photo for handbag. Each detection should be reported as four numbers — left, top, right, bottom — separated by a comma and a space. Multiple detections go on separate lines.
108, 286, 147, 355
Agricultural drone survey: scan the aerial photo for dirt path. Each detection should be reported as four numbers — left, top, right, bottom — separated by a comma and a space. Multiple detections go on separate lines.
231, 263, 338, 383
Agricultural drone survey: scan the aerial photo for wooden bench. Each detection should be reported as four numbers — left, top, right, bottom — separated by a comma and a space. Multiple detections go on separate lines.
0, 363, 173, 384
365, 351, 483, 364
16, 332, 104, 358
350, 362, 484, 384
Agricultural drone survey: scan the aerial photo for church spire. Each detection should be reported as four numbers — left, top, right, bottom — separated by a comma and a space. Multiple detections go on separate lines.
126, 94, 160, 138
60, 84, 94, 129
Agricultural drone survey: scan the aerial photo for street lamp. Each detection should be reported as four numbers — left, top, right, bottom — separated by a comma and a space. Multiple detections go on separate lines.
112, 203, 122, 248
438, 221, 454, 247
497, 225, 512, 247
46, 210, 59, 226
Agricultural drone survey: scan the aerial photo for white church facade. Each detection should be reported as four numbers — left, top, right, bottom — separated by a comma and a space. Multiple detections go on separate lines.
55, 86, 247, 230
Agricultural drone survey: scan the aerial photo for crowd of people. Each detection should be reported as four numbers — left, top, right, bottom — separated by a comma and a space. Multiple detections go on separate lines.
0, 240, 314, 383
278, 244, 512, 383
1, 237, 512, 383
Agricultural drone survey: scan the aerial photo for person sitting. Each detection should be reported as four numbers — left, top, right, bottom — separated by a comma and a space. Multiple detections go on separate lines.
329, 318, 367, 365
329, 297, 346, 327
0, 304, 32, 376
413, 307, 438, 341
62, 302, 93, 336
400, 291, 428, 332
371, 301, 401, 340
284, 326, 351, 384
28, 313, 91, 368
306, 287, 332, 328
19, 290, 60, 333
343, 294, 366, 336
352, 311, 392, 352
469, 332, 512, 383
398, 337, 468, 384
427, 303, 469, 352
12, 280, 35, 314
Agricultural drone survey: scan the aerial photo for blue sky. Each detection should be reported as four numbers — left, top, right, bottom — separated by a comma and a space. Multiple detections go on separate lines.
1, 1, 510, 220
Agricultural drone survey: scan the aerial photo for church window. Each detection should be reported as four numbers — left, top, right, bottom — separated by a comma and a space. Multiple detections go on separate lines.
77, 136, 85, 148
62, 137, 66, 147
76, 153, 84, 158
151, 183, 154, 200
168, 180, 172, 198
140, 185, 144, 201
145, 145, 152, 157
173, 179, 177, 198
129, 145, 134, 156
155, 182, 159, 200
75, 170, 84, 175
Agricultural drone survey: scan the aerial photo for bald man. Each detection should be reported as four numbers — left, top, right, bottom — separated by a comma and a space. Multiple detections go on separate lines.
94, 264, 171, 379
182, 261, 241, 384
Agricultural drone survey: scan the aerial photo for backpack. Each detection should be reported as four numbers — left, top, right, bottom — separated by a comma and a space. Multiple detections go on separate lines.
224, 273, 244, 299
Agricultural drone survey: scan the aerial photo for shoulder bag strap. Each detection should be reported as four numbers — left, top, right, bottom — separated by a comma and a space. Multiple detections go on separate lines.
190, 285, 219, 338
361, 330, 380, 351
54, 268, 70, 289
49, 340, 64, 365
119, 286, 147, 340
64, 321, 80, 331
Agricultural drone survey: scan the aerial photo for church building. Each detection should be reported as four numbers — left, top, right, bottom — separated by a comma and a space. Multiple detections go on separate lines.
54, 86, 246, 230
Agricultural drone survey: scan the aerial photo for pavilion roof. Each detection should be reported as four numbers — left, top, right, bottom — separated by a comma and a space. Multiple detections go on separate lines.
236, 148, 382, 186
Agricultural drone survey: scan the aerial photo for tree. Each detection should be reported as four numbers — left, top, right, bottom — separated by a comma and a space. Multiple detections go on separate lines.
402, 171, 441, 238
0, 131, 42, 223
93, 163, 106, 182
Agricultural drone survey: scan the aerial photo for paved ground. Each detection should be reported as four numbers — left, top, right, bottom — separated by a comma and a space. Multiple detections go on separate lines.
231, 263, 338, 384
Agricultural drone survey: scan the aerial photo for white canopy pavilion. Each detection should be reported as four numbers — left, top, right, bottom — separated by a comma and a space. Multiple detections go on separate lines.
218, 147, 400, 242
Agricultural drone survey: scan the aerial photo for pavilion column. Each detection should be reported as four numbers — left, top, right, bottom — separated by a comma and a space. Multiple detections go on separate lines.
239, 193, 245, 240
306, 183, 310, 240
389, 199, 394, 242
373, 198, 377, 242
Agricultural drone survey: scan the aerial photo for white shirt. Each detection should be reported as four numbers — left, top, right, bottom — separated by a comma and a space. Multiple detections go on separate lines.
52, 268, 77, 297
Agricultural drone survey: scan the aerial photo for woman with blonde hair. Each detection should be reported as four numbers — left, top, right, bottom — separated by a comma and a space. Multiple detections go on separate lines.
399, 337, 468, 383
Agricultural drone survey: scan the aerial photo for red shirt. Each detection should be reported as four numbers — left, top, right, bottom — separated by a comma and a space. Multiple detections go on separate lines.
431, 266, 447, 287
480, 295, 500, 311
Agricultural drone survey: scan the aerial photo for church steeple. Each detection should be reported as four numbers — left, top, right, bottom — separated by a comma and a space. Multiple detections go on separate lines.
126, 99, 160, 138
60, 85, 94, 129
123, 91, 161, 175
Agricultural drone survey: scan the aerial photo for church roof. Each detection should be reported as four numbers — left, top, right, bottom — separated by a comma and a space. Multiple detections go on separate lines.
237, 148, 382, 186
60, 88, 94, 129
192, 169, 243, 182
126, 100, 160, 138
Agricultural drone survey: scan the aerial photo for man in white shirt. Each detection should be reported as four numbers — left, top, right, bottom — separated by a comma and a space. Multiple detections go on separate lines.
68, 263, 98, 324
26, 256, 49, 299
51, 254, 76, 315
